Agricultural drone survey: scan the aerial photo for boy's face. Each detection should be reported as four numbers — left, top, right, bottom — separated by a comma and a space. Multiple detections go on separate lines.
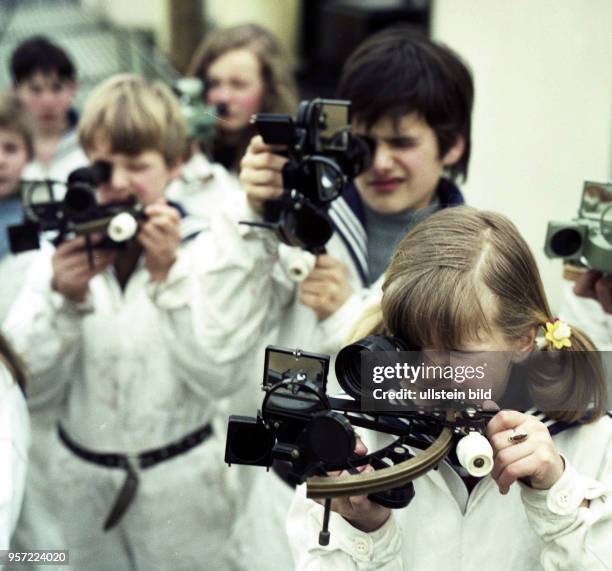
0, 129, 29, 198
87, 136, 179, 206
15, 71, 75, 130
353, 113, 463, 214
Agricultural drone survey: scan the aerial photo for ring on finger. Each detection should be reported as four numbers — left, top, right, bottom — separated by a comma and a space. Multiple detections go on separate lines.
508, 428, 528, 444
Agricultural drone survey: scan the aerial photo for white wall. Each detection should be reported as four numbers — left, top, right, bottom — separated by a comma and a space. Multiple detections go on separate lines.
432, 0, 612, 311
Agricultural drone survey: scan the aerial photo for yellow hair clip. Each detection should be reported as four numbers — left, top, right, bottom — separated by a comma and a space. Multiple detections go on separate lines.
544, 319, 572, 350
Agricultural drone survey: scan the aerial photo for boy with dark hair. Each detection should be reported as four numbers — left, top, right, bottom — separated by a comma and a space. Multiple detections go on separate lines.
10, 36, 76, 84
238, 26, 472, 345
10, 35, 86, 182
203, 26, 474, 570
337, 28, 472, 181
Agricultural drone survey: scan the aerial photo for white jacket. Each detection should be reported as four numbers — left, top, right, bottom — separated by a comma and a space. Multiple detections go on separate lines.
198, 192, 385, 571
21, 128, 87, 184
165, 151, 243, 220
206, 193, 384, 395
0, 363, 29, 555
287, 415, 612, 571
2, 220, 250, 569
4, 230, 244, 444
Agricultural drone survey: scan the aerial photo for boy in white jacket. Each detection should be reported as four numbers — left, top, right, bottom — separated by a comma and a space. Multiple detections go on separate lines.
4, 74, 245, 570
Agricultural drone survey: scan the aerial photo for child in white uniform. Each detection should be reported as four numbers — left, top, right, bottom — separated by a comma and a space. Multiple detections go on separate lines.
0, 92, 36, 323
4, 75, 245, 570
10, 37, 86, 183
287, 207, 612, 570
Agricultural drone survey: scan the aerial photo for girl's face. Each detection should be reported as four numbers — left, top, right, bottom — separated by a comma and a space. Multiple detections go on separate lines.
205, 48, 265, 133
419, 323, 535, 408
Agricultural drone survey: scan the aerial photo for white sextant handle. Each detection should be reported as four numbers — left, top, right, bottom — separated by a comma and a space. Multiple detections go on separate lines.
108, 212, 139, 242
456, 432, 494, 477
285, 249, 317, 282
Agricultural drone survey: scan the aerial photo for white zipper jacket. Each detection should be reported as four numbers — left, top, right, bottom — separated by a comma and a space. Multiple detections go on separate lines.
2, 219, 248, 570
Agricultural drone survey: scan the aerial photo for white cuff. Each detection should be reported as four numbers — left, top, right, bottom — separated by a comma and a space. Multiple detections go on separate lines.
48, 288, 94, 317
318, 293, 369, 346
309, 502, 401, 564
520, 455, 610, 540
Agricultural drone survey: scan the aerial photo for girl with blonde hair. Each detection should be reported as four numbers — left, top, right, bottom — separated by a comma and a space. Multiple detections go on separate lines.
288, 206, 612, 570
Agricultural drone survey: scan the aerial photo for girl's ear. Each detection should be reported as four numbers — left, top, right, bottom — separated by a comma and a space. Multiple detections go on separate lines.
511, 327, 537, 363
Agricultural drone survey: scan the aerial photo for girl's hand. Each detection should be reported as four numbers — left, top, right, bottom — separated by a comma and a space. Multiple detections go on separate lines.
486, 410, 565, 494
314, 437, 391, 533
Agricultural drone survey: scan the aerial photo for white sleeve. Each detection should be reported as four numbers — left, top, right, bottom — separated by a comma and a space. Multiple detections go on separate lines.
316, 276, 384, 354
0, 366, 29, 552
520, 455, 612, 570
2, 250, 90, 403
287, 486, 404, 570
146, 196, 294, 398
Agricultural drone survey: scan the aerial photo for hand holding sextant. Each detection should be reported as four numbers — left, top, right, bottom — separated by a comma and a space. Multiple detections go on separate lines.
225, 337, 496, 545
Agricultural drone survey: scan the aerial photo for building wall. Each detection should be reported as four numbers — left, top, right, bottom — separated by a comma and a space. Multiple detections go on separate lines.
432, 0, 612, 311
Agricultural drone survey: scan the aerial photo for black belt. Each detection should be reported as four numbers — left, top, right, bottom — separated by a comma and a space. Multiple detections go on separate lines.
58, 422, 213, 531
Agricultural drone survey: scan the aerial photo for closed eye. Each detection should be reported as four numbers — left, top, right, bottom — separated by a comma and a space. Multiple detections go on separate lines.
386, 137, 419, 149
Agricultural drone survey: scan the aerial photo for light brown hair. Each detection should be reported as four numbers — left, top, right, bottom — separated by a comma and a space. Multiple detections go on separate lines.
358, 206, 606, 422
0, 91, 34, 159
187, 23, 298, 116
187, 24, 299, 171
78, 74, 186, 166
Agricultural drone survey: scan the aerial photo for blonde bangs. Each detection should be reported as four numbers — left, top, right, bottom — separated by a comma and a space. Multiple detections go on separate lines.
383, 265, 494, 350
79, 74, 186, 164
